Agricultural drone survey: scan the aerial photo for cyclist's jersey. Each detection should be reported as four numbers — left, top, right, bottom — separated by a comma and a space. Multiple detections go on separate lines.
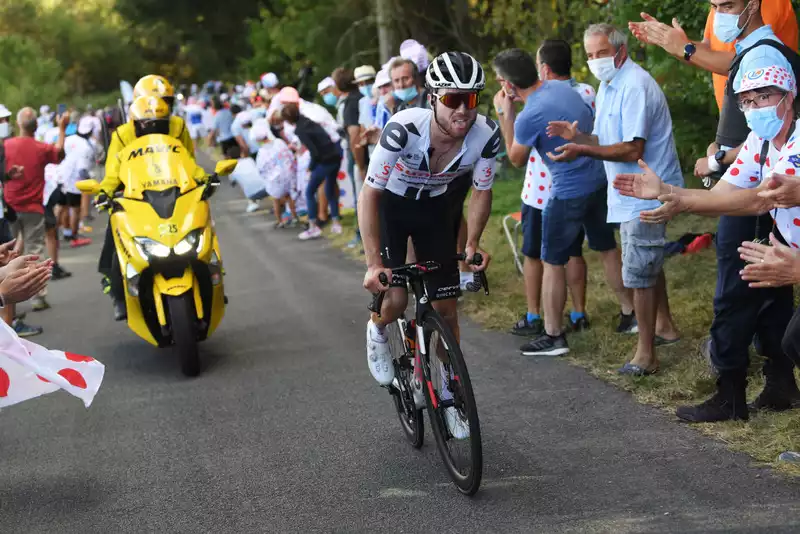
365, 108, 501, 199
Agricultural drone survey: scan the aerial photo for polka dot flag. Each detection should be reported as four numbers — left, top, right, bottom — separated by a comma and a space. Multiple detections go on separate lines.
0, 320, 104, 409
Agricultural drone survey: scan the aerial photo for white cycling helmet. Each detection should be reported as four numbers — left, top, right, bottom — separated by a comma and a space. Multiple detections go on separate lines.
425, 52, 485, 91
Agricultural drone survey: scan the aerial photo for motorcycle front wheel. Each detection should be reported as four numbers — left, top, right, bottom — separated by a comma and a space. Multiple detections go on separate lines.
167, 294, 200, 377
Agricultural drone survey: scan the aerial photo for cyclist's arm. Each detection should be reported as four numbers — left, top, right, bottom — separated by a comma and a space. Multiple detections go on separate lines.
358, 186, 383, 268
467, 126, 500, 249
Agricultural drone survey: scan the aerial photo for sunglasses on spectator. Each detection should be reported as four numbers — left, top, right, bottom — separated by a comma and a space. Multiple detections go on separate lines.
435, 92, 481, 110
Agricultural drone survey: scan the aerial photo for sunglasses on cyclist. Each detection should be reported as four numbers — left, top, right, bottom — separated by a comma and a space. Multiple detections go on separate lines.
435, 92, 481, 110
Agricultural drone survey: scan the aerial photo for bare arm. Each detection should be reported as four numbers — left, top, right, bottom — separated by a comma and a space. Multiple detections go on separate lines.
358, 185, 384, 268
684, 42, 735, 76
466, 188, 492, 250
577, 138, 645, 163
496, 112, 530, 168
675, 180, 773, 217
348, 125, 367, 171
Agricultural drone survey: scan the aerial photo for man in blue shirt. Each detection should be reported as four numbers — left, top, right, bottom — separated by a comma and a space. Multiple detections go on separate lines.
548, 23, 682, 375
207, 97, 236, 154
493, 48, 632, 357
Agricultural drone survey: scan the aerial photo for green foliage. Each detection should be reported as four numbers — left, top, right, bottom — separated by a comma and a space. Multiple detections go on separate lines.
0, 35, 68, 111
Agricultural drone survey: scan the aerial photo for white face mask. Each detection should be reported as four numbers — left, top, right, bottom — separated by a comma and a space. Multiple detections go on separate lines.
0, 123, 9, 138
587, 55, 618, 83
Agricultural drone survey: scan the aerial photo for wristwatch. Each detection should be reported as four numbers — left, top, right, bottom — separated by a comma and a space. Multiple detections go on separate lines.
683, 43, 697, 62
0, 293, 6, 309
714, 149, 727, 165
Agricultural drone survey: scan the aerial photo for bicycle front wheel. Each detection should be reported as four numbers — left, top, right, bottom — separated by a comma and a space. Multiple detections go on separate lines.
420, 310, 482, 495
386, 319, 424, 448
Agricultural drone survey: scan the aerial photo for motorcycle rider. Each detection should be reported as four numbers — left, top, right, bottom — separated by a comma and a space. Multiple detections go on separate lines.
98, 86, 197, 320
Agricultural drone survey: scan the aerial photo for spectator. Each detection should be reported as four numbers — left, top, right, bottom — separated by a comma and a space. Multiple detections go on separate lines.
231, 105, 259, 158
225, 144, 268, 214
65, 111, 79, 136
3, 107, 68, 336
373, 69, 394, 130
390, 57, 429, 113
260, 72, 281, 101
207, 97, 237, 154
613, 63, 800, 421
630, 1, 800, 409
548, 23, 682, 375
493, 48, 633, 356
58, 117, 94, 247
0, 105, 11, 139
252, 121, 299, 227
281, 102, 343, 240
332, 67, 368, 248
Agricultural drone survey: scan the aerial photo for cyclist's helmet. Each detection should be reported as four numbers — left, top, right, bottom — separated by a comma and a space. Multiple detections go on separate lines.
129, 96, 170, 137
425, 52, 485, 92
133, 75, 176, 110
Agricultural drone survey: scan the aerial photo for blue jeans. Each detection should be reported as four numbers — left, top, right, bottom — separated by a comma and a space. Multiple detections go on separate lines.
347, 149, 361, 240
306, 157, 341, 223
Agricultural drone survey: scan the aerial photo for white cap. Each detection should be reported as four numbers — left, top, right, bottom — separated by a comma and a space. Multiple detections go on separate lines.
354, 65, 377, 83
375, 69, 391, 88
250, 120, 274, 143
77, 116, 94, 136
399, 39, 429, 72
317, 77, 335, 93
39, 105, 51, 116
0, 105, 11, 119
261, 72, 279, 88
220, 93, 229, 102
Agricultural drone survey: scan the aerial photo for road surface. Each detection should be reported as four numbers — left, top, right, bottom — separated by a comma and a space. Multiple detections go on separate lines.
1, 151, 799, 533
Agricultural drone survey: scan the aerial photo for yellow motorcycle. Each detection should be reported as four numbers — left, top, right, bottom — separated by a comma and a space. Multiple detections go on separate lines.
78, 134, 236, 376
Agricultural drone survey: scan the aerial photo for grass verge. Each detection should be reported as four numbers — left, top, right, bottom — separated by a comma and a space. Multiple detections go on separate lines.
329, 169, 800, 476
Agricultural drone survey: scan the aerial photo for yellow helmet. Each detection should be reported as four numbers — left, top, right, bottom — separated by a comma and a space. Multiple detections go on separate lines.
129, 96, 170, 137
133, 75, 175, 109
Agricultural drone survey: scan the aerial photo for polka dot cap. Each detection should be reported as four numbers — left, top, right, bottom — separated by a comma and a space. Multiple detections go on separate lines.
735, 66, 796, 95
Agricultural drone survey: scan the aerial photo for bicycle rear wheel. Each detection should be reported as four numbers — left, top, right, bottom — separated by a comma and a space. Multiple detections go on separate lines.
420, 310, 482, 495
386, 318, 424, 448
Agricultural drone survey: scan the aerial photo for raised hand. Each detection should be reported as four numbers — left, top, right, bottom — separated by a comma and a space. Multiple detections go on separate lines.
613, 159, 665, 199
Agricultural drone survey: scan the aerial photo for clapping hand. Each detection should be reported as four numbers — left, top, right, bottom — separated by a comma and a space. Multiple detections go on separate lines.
0, 257, 52, 304
739, 234, 800, 288
0, 239, 18, 266
757, 172, 800, 209
613, 160, 665, 200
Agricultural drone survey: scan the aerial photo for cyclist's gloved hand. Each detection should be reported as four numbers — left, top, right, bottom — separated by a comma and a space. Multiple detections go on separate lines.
364, 265, 393, 294
465, 246, 491, 272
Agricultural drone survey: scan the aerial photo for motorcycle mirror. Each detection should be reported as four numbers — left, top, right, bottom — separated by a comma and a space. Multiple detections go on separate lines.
76, 179, 101, 195
214, 159, 238, 177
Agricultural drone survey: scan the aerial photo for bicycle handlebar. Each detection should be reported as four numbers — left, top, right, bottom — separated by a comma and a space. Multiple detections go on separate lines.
368, 253, 490, 317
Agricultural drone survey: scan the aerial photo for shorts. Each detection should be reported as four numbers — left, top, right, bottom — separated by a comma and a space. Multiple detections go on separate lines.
521, 204, 584, 260
64, 192, 82, 208
249, 188, 269, 201
541, 187, 616, 265
219, 138, 238, 154
45, 189, 63, 229
379, 180, 468, 301
620, 218, 666, 289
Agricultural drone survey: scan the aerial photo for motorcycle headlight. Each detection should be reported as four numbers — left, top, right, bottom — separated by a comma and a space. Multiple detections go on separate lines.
134, 237, 171, 259
174, 229, 204, 256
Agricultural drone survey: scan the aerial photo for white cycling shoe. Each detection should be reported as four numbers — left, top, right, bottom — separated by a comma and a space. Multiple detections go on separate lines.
444, 407, 470, 440
366, 321, 394, 386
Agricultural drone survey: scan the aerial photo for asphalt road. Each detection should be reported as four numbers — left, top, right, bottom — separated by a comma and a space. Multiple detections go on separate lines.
2, 152, 800, 533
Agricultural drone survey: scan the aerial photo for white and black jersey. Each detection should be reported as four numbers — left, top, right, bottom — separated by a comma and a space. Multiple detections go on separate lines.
365, 108, 501, 199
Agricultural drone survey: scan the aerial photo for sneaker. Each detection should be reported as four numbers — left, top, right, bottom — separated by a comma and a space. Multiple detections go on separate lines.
444, 407, 470, 439
366, 321, 394, 385
12, 319, 42, 338
70, 237, 92, 248
347, 236, 362, 249
520, 333, 569, 356
32, 297, 51, 312
330, 221, 343, 235
568, 314, 591, 332
113, 299, 127, 321
778, 451, 800, 464
616, 311, 638, 334
298, 226, 323, 240
509, 315, 544, 337
245, 201, 260, 213
51, 264, 72, 280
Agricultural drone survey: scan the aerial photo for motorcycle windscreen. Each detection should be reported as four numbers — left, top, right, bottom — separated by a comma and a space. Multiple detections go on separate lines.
116, 134, 205, 200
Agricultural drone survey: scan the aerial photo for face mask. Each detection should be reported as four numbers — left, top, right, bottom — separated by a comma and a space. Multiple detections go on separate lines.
359, 85, 373, 98
587, 55, 618, 83
393, 86, 418, 102
713, 2, 751, 43
0, 123, 8, 138
322, 93, 338, 107
744, 99, 787, 141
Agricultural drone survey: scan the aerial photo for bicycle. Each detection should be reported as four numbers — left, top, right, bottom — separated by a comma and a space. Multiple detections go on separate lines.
368, 253, 489, 495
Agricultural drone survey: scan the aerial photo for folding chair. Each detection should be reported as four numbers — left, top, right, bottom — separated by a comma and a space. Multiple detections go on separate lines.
502, 211, 524, 274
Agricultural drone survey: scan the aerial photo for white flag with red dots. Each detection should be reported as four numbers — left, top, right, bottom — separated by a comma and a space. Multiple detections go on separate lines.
521, 148, 552, 210
0, 320, 104, 409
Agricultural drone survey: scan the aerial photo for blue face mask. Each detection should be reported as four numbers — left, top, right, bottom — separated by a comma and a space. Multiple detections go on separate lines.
322, 93, 338, 107
359, 85, 373, 98
713, 2, 752, 43
393, 86, 418, 102
744, 99, 786, 141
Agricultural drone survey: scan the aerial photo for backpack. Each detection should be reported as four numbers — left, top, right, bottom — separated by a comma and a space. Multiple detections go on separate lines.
726, 39, 800, 96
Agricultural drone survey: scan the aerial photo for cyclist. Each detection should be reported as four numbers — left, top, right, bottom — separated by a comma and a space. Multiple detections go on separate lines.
360, 52, 499, 438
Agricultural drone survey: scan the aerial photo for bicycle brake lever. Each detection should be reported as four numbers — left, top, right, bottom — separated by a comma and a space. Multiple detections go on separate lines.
479, 271, 489, 295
